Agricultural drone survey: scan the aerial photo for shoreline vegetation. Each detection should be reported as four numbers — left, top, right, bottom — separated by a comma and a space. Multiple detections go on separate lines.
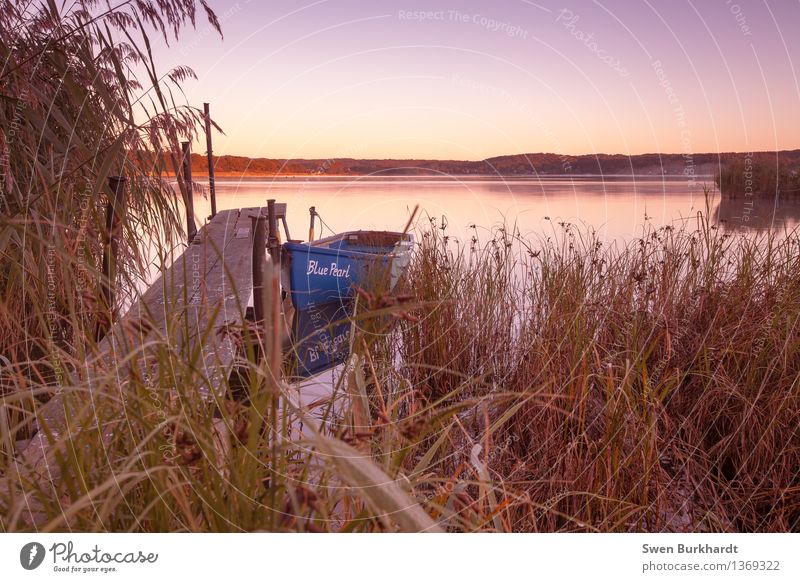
400, 211, 800, 532
715, 155, 800, 198
161, 150, 800, 178
1, 1, 799, 533
168, 172, 712, 179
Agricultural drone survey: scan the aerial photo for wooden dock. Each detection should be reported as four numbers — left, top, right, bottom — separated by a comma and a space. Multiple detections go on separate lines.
0, 197, 438, 532
7, 206, 284, 526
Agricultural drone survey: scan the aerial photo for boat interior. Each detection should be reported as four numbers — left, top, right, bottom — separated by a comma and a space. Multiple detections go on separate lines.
308, 230, 413, 254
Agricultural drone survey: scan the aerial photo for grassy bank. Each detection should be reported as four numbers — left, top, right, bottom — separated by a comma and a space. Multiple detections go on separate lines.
1, 1, 798, 533
397, 212, 800, 531
2, 208, 798, 531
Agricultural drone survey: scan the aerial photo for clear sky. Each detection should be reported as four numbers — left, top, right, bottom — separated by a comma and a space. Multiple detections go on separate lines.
149, 0, 800, 160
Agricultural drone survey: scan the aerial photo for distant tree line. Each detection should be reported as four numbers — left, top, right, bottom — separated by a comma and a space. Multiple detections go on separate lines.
157, 150, 800, 178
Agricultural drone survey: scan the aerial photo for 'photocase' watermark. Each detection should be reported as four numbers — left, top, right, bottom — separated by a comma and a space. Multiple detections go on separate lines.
556, 9, 629, 77
19, 540, 158, 573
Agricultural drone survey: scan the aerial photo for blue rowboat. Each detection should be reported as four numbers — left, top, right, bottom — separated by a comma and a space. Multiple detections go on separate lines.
282, 230, 413, 311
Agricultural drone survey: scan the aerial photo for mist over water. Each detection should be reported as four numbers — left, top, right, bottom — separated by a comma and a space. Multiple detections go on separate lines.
187, 176, 800, 242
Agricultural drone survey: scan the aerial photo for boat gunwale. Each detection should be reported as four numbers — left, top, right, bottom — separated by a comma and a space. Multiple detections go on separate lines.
283, 230, 413, 260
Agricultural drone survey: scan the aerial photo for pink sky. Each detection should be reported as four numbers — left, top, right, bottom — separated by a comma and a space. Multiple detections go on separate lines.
150, 0, 800, 160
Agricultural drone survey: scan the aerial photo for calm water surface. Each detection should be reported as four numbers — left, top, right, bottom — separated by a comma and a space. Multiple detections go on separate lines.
181, 176, 800, 393
189, 176, 800, 242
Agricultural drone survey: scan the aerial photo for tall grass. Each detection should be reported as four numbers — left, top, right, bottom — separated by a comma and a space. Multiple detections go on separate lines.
0, 0, 219, 368
399, 210, 800, 532
1, 1, 798, 533
0, 1, 446, 532
716, 156, 800, 197
6, 203, 797, 532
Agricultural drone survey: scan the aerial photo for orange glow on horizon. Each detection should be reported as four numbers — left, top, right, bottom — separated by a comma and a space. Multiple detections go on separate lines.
151, 0, 800, 160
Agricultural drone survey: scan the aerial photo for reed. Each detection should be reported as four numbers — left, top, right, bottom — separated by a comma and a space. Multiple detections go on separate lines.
2, 1, 798, 532
716, 156, 800, 197
3, 195, 799, 531
0, 0, 444, 533
0, 0, 221, 377
399, 207, 800, 532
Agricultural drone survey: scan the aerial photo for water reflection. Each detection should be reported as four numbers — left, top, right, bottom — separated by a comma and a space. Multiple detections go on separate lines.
182, 177, 800, 244
190, 176, 718, 243
713, 195, 800, 232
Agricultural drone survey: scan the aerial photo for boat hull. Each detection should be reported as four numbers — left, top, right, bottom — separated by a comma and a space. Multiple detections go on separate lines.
283, 231, 412, 311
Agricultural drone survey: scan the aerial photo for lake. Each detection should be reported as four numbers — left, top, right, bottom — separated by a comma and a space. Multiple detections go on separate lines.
181, 176, 800, 397
188, 176, 800, 243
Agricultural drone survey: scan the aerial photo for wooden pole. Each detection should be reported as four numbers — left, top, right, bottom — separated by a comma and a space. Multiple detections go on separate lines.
181, 141, 197, 243
308, 206, 316, 241
280, 216, 291, 242
203, 103, 217, 219
267, 199, 280, 265
97, 175, 126, 341
251, 212, 268, 326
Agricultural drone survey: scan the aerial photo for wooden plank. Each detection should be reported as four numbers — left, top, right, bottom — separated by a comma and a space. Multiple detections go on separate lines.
4, 207, 267, 528
30, 208, 243, 439
180, 206, 260, 399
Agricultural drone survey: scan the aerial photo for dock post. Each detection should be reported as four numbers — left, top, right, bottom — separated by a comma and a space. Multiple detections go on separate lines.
267, 199, 280, 265
181, 141, 197, 243
96, 175, 126, 341
251, 210, 282, 389
203, 103, 217, 219
308, 206, 316, 241
251, 212, 268, 326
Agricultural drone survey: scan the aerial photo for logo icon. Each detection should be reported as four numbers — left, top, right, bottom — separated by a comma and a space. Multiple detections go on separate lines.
20, 542, 46, 570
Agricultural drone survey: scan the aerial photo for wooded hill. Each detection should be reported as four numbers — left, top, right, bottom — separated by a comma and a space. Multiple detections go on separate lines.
165, 149, 800, 177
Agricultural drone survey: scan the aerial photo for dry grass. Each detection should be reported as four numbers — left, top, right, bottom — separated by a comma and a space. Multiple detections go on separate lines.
396, 210, 800, 532
3, 201, 798, 532
2, 1, 798, 533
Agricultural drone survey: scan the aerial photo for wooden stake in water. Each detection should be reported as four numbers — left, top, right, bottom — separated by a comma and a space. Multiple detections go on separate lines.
204, 103, 217, 219
181, 140, 197, 243
96, 175, 126, 341
267, 199, 280, 265
251, 212, 267, 326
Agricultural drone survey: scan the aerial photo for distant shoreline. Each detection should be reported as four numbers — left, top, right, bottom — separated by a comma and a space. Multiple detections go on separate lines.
174, 172, 716, 180
162, 149, 799, 179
